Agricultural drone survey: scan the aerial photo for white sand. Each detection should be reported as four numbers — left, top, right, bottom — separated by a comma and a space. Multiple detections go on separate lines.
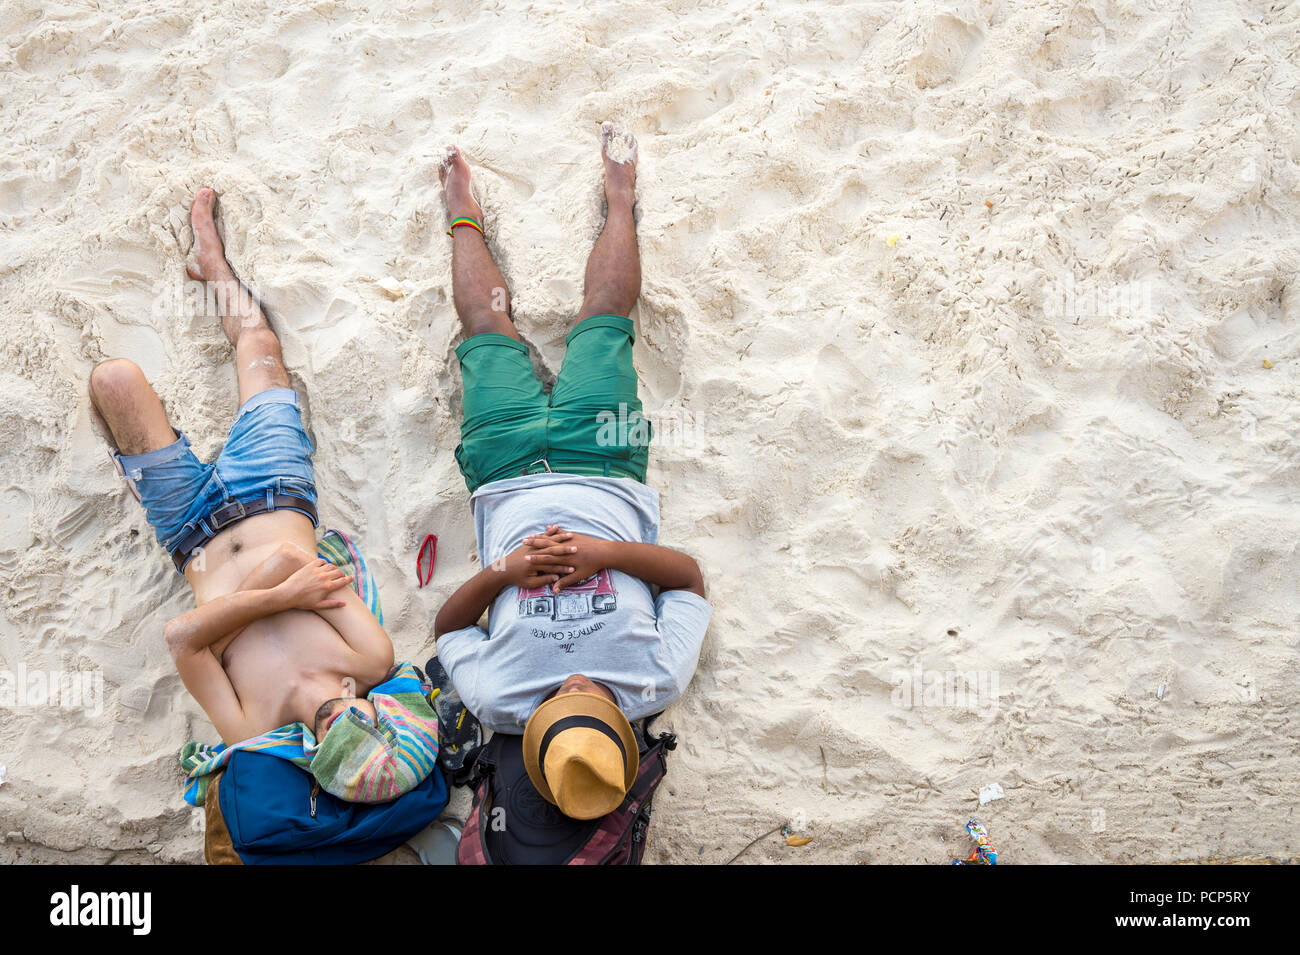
2, 0, 1298, 863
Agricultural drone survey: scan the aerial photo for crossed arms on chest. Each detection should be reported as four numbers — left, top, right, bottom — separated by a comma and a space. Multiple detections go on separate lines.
434, 526, 706, 639
163, 542, 394, 744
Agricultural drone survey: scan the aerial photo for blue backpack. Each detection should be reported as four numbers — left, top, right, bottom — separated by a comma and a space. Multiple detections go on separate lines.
204, 748, 448, 865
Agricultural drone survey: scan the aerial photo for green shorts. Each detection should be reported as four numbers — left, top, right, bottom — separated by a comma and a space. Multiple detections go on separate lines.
454, 314, 652, 493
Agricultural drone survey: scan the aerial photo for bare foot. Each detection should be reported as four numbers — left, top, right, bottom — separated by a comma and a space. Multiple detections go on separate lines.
185, 187, 262, 342
186, 188, 236, 283
600, 122, 637, 208
438, 146, 484, 227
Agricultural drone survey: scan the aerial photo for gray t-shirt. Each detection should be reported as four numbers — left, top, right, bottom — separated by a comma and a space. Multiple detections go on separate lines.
436, 473, 712, 734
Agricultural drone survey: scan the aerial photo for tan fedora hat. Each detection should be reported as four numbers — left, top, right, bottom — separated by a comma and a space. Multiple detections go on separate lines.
523, 690, 639, 820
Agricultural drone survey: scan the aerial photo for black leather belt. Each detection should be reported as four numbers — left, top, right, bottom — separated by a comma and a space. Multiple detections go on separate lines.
170, 494, 318, 573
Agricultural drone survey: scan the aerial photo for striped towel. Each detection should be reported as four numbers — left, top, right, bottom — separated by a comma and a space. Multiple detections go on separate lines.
179, 662, 437, 807
318, 528, 382, 624
309, 662, 441, 803
179, 529, 388, 806
180, 729, 311, 806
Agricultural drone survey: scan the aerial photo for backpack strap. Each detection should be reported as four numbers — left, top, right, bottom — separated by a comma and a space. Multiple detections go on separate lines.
450, 733, 502, 790
639, 714, 676, 751
455, 735, 507, 865
202, 772, 243, 866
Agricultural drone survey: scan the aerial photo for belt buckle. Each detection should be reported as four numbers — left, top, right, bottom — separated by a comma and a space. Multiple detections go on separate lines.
211, 499, 248, 530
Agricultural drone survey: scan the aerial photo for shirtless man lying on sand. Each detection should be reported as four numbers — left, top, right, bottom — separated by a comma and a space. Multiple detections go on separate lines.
89, 190, 394, 748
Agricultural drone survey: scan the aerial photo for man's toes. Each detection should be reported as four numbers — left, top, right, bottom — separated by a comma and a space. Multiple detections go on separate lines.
187, 188, 232, 281
439, 145, 465, 187
191, 187, 217, 224
190, 188, 221, 245
601, 122, 638, 165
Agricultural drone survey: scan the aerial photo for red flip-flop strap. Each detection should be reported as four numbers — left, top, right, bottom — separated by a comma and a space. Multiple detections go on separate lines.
416, 534, 437, 587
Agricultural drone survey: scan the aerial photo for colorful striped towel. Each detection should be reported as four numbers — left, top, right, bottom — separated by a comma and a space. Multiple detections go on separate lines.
180, 729, 311, 806
179, 529, 391, 806
179, 662, 438, 806
318, 528, 382, 624
308, 662, 441, 803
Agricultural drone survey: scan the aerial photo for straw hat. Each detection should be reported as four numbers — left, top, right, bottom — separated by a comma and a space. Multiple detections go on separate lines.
522, 690, 638, 820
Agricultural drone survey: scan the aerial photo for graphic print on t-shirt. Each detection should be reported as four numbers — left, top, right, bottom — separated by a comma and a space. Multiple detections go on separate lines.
517, 568, 618, 621
516, 569, 620, 653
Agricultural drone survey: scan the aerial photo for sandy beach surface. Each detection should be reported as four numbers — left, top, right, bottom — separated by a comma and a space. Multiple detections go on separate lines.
2, 0, 1298, 864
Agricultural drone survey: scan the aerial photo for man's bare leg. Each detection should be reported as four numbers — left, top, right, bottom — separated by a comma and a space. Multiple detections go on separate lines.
89, 359, 178, 456
577, 123, 640, 324
186, 188, 290, 405
90, 189, 292, 455
439, 146, 519, 341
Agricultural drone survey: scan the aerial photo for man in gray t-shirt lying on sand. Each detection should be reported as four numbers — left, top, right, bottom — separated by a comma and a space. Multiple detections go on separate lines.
433, 124, 711, 820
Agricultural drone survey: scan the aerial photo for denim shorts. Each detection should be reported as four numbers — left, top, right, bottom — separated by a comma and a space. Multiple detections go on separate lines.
113, 388, 318, 569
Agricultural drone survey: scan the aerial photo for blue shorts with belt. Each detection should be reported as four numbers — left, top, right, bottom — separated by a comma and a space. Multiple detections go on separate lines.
113, 388, 318, 570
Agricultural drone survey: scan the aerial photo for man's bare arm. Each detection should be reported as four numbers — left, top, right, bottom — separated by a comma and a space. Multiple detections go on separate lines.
164, 557, 354, 744
163, 543, 319, 656
164, 584, 290, 747
172, 646, 254, 745
165, 553, 352, 657
434, 567, 508, 639
311, 587, 395, 678
164, 588, 294, 658
232, 541, 316, 593
227, 543, 393, 676
600, 542, 705, 597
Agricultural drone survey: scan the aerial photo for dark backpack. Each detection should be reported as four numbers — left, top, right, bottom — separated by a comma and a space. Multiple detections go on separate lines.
453, 721, 675, 865
204, 748, 448, 865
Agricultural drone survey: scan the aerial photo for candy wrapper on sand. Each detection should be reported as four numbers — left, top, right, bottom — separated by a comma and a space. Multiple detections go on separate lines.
951, 820, 998, 865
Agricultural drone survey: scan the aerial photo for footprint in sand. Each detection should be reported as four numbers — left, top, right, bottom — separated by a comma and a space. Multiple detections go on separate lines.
908, 12, 984, 89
